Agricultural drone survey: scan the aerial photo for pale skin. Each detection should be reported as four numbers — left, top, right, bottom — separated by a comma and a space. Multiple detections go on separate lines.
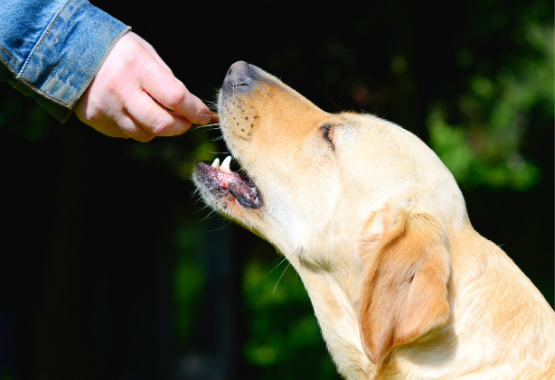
74, 32, 214, 142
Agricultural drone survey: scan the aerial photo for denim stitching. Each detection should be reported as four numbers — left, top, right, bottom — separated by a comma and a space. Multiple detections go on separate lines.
34, 0, 72, 51
17, 77, 71, 108
3, 51, 69, 107
0, 46, 19, 72
2, 39, 69, 107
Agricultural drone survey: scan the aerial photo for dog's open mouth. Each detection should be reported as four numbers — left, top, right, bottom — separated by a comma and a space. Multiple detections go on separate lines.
195, 157, 263, 209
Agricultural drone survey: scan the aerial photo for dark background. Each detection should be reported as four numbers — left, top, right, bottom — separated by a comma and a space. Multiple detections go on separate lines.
0, 1, 553, 379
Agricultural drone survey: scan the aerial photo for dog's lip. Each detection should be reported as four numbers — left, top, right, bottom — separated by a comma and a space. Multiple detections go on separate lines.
194, 160, 263, 209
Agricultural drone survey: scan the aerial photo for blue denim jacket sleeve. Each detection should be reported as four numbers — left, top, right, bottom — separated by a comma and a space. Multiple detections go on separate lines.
0, 0, 130, 122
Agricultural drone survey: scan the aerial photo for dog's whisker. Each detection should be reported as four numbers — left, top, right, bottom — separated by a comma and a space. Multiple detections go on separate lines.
189, 188, 200, 198
206, 220, 233, 233
190, 127, 221, 133
259, 257, 289, 282
190, 123, 220, 130
273, 262, 291, 294
198, 209, 218, 223
194, 122, 219, 127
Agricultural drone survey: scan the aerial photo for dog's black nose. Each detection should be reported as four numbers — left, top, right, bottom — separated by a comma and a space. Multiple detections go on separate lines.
223, 61, 251, 87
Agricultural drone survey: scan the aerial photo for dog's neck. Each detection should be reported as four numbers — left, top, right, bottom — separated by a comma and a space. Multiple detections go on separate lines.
282, 245, 377, 379
277, 224, 475, 380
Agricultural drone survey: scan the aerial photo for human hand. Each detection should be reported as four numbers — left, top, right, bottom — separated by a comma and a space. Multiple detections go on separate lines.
74, 32, 214, 142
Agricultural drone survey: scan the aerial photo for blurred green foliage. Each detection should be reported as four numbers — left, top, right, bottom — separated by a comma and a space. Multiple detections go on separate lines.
0, 370, 15, 380
173, 219, 208, 347
427, 2, 553, 189
242, 257, 339, 379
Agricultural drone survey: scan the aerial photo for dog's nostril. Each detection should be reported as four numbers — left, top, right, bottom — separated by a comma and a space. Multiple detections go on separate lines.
224, 61, 250, 86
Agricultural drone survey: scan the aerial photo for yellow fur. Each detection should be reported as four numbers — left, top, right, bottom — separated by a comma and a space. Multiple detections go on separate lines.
194, 62, 555, 380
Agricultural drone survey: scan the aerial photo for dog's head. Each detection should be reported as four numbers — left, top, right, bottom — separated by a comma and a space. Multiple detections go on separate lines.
194, 61, 468, 375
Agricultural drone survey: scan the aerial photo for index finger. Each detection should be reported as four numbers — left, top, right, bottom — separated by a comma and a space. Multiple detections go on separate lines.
142, 69, 213, 125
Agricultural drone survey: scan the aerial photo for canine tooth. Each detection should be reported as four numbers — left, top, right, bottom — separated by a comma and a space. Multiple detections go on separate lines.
220, 156, 233, 174
211, 158, 220, 169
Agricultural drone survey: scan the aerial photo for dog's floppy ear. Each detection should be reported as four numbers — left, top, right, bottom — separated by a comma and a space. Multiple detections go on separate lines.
358, 205, 451, 364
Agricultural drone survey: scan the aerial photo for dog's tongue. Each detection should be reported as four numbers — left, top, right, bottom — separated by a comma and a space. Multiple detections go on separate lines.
196, 161, 263, 209
227, 173, 263, 208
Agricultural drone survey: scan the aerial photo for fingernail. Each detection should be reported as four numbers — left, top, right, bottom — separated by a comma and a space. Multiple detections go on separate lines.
197, 111, 218, 125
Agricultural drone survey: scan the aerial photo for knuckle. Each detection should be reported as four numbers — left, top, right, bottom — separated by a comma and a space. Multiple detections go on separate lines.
82, 113, 98, 123
78, 103, 103, 123
120, 44, 151, 77
165, 83, 187, 108
123, 43, 144, 66
104, 78, 122, 94
195, 102, 208, 115
137, 134, 155, 143
132, 131, 155, 142
149, 115, 173, 135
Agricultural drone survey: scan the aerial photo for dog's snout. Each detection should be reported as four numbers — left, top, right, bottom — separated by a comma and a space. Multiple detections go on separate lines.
224, 61, 251, 87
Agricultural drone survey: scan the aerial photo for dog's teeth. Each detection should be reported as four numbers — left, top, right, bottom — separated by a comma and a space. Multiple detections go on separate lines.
211, 158, 221, 169
220, 156, 233, 174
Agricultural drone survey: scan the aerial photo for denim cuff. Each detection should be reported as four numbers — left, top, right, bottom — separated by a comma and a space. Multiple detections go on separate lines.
0, 0, 130, 123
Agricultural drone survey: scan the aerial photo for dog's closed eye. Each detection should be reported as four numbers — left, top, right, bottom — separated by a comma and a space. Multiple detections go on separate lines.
320, 124, 335, 150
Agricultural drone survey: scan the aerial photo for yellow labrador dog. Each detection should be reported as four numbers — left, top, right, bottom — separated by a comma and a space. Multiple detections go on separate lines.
193, 61, 555, 380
